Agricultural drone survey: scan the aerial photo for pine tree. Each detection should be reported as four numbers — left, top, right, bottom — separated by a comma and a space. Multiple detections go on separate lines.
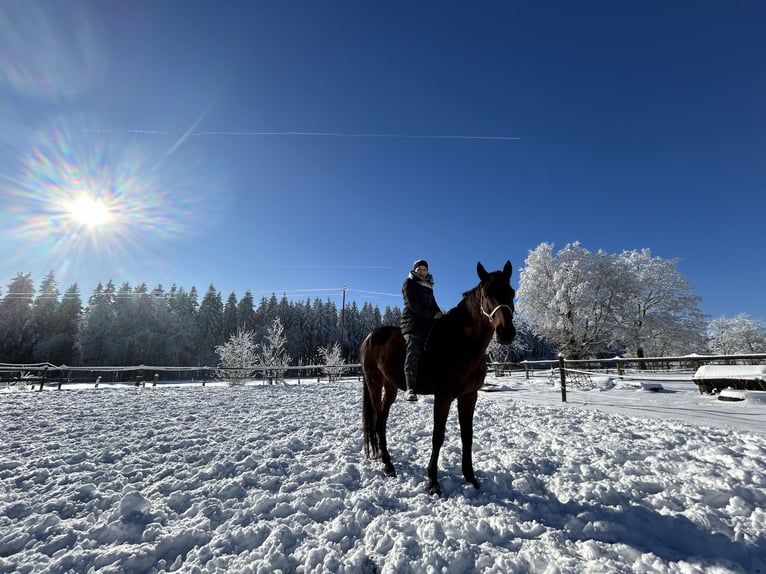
166, 285, 199, 366
55, 284, 82, 365
0, 270, 403, 369
223, 292, 239, 341
382, 305, 402, 327
111, 282, 135, 364
197, 285, 223, 365
77, 282, 116, 365
29, 271, 60, 362
237, 290, 256, 333
0, 273, 36, 363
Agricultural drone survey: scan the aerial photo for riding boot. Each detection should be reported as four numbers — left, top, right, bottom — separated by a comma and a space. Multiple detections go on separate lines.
404, 373, 418, 401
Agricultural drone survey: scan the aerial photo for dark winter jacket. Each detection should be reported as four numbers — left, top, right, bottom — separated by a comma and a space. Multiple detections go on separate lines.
401, 272, 441, 336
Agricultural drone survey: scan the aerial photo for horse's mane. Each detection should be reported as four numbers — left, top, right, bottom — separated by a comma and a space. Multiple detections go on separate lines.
444, 284, 481, 320
422, 282, 490, 363
427, 284, 482, 343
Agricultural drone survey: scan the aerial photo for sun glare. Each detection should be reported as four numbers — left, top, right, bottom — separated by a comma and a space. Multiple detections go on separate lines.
67, 196, 112, 227
1, 116, 222, 281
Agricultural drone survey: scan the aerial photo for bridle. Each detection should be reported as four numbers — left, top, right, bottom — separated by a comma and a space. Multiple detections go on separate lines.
480, 290, 513, 324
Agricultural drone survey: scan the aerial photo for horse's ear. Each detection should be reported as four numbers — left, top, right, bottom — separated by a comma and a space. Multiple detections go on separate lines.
503, 260, 513, 280
477, 262, 489, 281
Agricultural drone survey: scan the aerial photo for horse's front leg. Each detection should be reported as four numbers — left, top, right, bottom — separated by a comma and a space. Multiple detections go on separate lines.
379, 383, 398, 477
426, 396, 452, 496
457, 391, 479, 489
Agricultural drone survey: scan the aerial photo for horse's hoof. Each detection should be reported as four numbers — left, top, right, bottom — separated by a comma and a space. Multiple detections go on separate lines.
464, 474, 480, 489
383, 465, 397, 478
426, 481, 442, 496
464, 469, 480, 490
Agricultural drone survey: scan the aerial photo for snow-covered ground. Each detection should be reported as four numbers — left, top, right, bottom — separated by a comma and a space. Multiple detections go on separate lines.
1, 372, 764, 573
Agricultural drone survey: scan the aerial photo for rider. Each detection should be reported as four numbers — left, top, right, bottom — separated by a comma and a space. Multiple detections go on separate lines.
401, 259, 443, 401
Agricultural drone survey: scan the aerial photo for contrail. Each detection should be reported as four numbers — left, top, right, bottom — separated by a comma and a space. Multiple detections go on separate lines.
85, 129, 521, 141
191, 131, 522, 141
162, 100, 217, 161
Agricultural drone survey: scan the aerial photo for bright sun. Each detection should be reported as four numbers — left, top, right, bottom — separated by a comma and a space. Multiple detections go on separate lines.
67, 196, 112, 227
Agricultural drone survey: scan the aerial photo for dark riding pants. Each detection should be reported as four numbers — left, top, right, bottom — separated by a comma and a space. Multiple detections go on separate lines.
404, 333, 424, 376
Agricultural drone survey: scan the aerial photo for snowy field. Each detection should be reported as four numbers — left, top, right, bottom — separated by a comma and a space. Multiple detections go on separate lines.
1, 373, 765, 573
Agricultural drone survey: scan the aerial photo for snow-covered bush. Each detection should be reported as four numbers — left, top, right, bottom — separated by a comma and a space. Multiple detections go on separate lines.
318, 342, 348, 382
259, 318, 291, 384
215, 328, 258, 385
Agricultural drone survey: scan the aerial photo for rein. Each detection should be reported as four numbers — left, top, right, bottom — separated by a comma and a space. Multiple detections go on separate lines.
423, 319, 437, 352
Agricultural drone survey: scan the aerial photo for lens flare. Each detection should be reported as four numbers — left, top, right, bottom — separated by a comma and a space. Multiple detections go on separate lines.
0, 3, 106, 100
0, 114, 226, 283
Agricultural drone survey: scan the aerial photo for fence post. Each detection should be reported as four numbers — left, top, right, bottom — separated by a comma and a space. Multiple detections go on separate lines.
558, 354, 567, 402
38, 367, 47, 392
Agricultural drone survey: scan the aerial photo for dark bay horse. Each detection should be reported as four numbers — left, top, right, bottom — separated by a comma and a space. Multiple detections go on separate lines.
360, 261, 516, 495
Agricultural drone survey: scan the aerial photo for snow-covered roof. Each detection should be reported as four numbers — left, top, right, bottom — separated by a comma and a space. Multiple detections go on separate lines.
693, 364, 766, 380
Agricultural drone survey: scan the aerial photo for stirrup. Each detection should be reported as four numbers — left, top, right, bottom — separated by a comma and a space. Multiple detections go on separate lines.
404, 388, 418, 401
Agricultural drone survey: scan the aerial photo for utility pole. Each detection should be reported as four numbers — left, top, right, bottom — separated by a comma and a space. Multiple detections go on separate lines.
340, 284, 347, 359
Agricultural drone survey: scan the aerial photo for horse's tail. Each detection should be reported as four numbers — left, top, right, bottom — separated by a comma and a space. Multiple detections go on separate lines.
360, 333, 380, 459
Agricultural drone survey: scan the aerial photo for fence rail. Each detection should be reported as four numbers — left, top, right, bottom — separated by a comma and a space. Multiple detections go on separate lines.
4, 353, 766, 397
488, 353, 766, 402
0, 362, 363, 391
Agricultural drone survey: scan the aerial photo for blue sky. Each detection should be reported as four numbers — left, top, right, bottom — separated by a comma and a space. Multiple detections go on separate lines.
0, 1, 764, 322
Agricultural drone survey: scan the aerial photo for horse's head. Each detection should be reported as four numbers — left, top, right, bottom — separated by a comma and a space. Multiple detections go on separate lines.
477, 260, 516, 344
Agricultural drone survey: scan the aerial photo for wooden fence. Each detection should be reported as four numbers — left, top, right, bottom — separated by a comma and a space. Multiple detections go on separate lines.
0, 362, 364, 391
4, 352, 766, 398
489, 353, 766, 402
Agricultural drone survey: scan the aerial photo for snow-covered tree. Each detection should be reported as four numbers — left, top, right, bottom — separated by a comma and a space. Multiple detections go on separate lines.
518, 242, 706, 359
707, 314, 766, 355
318, 342, 348, 382
259, 317, 291, 383
215, 328, 259, 385
518, 242, 617, 358
486, 326, 531, 364
612, 249, 706, 357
